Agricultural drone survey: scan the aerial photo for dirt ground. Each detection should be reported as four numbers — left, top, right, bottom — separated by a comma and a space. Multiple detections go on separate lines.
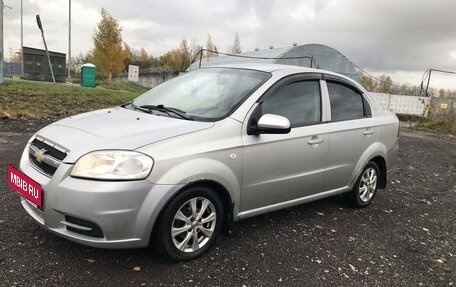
0, 118, 455, 287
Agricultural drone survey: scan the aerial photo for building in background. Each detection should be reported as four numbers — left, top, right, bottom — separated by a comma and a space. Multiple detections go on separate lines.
188, 43, 360, 83
23, 47, 66, 82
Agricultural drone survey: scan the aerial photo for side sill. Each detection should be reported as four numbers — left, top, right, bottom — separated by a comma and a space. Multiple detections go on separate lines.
237, 186, 349, 220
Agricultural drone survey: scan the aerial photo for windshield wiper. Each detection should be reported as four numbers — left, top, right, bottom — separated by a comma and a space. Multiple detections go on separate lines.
139, 104, 194, 120
122, 102, 155, 114
121, 101, 134, 108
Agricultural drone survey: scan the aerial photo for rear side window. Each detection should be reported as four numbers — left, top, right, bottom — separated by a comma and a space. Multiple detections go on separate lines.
327, 82, 366, 121
260, 80, 321, 126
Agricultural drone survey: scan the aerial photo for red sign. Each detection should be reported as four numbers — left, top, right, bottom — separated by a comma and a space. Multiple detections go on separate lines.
7, 165, 42, 207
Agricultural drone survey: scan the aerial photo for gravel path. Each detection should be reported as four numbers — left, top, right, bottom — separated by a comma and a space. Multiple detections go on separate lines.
0, 119, 455, 286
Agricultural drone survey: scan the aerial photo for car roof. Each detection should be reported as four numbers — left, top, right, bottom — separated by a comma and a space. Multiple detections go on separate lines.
201, 63, 314, 73
200, 63, 371, 96
200, 63, 358, 82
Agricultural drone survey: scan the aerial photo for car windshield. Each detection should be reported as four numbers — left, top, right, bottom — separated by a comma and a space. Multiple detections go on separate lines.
130, 68, 270, 121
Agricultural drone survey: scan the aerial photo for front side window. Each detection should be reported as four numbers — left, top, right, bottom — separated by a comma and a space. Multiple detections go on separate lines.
259, 80, 321, 126
131, 68, 270, 121
327, 81, 366, 121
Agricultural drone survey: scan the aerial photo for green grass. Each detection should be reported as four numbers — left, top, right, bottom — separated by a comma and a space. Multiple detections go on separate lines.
418, 114, 456, 135
397, 113, 456, 135
397, 114, 424, 123
0, 80, 149, 120
97, 80, 150, 93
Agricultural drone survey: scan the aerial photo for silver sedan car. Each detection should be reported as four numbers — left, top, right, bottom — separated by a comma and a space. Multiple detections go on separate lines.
11, 64, 399, 261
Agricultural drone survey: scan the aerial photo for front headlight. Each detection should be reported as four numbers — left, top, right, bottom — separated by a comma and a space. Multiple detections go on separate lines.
71, 150, 153, 180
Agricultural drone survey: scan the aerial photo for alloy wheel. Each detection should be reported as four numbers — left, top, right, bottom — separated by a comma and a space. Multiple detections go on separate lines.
358, 167, 377, 202
171, 197, 217, 253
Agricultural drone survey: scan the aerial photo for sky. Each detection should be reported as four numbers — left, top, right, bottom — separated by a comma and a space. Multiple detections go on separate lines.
3, 0, 456, 90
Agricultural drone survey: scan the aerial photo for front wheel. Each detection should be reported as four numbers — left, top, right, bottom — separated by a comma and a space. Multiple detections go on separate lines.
153, 186, 223, 261
345, 162, 379, 208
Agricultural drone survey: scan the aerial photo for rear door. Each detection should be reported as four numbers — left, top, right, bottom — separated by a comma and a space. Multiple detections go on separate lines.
323, 76, 378, 191
241, 74, 329, 212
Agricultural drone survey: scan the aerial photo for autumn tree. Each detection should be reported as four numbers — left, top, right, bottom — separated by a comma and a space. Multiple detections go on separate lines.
122, 43, 134, 69
446, 89, 456, 98
206, 34, 218, 57
148, 55, 159, 68
377, 75, 393, 93
158, 52, 175, 71
359, 72, 375, 91
69, 52, 92, 77
71, 52, 92, 65
231, 33, 241, 54
10, 53, 22, 63
92, 8, 125, 79
159, 38, 191, 72
439, 89, 446, 98
178, 38, 191, 70
122, 44, 155, 70
132, 48, 148, 69
360, 72, 393, 93
358, 70, 451, 96
190, 39, 201, 57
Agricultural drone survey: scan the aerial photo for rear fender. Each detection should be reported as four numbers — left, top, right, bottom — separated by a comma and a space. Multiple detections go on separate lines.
349, 142, 387, 189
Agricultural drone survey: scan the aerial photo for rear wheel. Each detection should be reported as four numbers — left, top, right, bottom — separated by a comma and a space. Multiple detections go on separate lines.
154, 186, 223, 261
345, 162, 379, 207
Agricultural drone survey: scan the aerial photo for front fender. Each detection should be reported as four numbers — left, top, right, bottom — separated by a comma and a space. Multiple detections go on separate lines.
151, 158, 241, 211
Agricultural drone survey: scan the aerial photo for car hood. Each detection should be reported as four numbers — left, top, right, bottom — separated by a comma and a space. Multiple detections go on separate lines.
34, 107, 214, 163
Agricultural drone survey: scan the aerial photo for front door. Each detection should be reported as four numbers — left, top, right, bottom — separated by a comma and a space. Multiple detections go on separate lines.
241, 78, 329, 212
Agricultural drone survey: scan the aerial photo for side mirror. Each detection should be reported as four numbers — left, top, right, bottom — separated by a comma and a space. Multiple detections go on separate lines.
252, 114, 291, 135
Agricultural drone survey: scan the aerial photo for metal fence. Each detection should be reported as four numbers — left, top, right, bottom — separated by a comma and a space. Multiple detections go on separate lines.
114, 69, 178, 88
2, 61, 21, 77
370, 92, 455, 116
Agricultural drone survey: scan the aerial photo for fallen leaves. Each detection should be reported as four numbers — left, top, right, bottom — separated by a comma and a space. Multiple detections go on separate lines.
435, 258, 445, 264
1, 111, 12, 118
338, 267, 350, 278
84, 258, 145, 272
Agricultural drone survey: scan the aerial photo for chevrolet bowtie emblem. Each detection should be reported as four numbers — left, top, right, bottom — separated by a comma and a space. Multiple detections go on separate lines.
34, 148, 47, 163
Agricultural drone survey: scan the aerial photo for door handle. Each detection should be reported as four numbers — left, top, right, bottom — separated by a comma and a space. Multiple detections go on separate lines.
308, 137, 324, 145
363, 128, 374, 136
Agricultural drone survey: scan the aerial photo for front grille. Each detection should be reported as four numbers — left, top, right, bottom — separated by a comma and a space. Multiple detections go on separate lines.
28, 137, 68, 176
63, 215, 104, 238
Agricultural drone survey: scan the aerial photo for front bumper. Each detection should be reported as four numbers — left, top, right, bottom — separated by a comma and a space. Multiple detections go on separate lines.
19, 147, 183, 249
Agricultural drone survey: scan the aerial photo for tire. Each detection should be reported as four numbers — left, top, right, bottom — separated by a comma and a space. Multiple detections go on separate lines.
344, 161, 380, 208
153, 186, 224, 262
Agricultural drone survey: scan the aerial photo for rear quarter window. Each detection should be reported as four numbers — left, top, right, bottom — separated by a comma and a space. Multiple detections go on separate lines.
327, 81, 367, 121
